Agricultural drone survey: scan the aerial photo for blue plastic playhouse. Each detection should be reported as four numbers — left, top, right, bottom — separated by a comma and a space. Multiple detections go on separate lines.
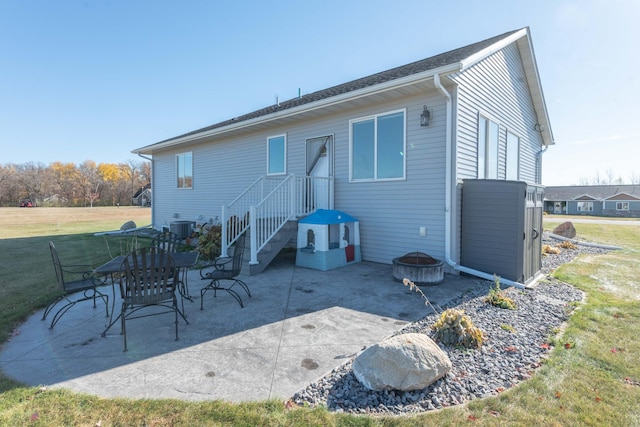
295, 209, 362, 271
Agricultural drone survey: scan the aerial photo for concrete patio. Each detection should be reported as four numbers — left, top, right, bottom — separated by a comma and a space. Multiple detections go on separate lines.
0, 252, 482, 402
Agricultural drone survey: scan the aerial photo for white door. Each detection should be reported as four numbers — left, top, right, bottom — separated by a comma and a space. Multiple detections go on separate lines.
306, 135, 333, 210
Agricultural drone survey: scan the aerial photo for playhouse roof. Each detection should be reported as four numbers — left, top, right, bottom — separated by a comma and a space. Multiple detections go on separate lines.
299, 209, 358, 225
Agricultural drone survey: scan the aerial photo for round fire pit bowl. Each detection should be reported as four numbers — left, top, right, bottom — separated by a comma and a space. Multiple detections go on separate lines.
392, 251, 444, 285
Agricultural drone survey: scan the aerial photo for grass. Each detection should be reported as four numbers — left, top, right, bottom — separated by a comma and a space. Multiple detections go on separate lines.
0, 210, 639, 425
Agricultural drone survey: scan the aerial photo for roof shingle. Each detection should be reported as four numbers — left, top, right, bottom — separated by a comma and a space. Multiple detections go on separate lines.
159, 29, 520, 144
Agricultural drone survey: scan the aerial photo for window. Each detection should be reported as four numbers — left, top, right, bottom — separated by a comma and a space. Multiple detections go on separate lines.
577, 201, 593, 212
267, 134, 286, 175
478, 115, 499, 179
616, 202, 629, 211
506, 131, 519, 180
176, 152, 192, 189
350, 110, 405, 181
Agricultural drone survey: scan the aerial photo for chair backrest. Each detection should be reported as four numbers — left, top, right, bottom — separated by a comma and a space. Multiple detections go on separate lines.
228, 232, 246, 276
49, 241, 66, 291
151, 230, 182, 253
120, 246, 177, 303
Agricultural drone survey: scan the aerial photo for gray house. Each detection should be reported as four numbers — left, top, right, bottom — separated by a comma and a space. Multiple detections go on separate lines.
133, 27, 554, 284
544, 185, 640, 217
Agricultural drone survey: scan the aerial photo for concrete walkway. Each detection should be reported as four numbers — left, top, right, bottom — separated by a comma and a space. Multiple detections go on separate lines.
0, 253, 481, 402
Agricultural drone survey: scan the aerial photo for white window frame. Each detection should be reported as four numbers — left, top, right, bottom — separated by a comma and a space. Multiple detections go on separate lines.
577, 201, 593, 212
267, 134, 287, 175
506, 131, 520, 181
349, 108, 406, 182
477, 114, 500, 179
616, 201, 629, 211
176, 152, 193, 189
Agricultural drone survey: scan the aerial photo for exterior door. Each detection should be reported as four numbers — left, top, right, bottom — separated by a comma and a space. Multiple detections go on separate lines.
306, 135, 333, 210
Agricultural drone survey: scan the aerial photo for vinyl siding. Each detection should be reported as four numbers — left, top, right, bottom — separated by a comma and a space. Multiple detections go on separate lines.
451, 42, 544, 184
151, 89, 449, 265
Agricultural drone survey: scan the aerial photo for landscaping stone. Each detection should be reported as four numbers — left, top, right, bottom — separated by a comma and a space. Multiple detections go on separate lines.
552, 221, 576, 238
352, 333, 451, 391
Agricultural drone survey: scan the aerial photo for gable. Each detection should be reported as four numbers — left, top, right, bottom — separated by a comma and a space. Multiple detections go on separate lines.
575, 195, 596, 201
606, 192, 640, 201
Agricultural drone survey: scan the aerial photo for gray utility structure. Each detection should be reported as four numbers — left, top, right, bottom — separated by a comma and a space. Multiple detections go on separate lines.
461, 179, 544, 285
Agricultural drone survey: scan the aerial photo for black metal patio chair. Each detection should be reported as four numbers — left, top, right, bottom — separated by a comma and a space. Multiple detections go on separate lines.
199, 232, 251, 309
118, 246, 189, 351
150, 229, 192, 310
150, 230, 184, 253
43, 241, 109, 329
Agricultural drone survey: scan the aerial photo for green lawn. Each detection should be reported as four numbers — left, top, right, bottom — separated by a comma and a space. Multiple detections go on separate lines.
0, 209, 638, 426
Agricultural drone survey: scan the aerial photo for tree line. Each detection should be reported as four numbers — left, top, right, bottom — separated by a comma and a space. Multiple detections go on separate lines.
578, 168, 640, 186
0, 160, 150, 207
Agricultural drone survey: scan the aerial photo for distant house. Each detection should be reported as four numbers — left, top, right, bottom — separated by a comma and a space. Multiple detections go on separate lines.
132, 27, 554, 283
43, 194, 68, 205
544, 185, 640, 217
131, 184, 151, 207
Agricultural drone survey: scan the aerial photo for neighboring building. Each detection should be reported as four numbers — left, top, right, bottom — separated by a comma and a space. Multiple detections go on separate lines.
544, 185, 640, 217
131, 183, 152, 207
132, 27, 554, 282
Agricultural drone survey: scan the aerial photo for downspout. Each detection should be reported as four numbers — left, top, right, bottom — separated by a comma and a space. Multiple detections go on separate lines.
536, 145, 549, 184
433, 74, 526, 289
137, 153, 155, 228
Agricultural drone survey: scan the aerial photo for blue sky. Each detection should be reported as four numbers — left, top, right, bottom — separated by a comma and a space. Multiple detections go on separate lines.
1, 0, 638, 185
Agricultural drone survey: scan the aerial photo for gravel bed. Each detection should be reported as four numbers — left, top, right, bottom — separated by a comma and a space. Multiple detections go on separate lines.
290, 232, 612, 415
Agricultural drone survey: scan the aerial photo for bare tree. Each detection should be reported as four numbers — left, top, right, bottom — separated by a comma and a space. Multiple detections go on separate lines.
17, 162, 47, 205
77, 160, 101, 207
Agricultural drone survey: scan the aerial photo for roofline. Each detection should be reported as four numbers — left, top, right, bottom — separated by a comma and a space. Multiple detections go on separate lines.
133, 63, 461, 154
134, 28, 555, 154
460, 28, 528, 70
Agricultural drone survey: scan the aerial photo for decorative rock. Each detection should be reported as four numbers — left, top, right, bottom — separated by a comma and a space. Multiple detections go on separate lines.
120, 220, 137, 231
352, 333, 452, 392
552, 221, 576, 239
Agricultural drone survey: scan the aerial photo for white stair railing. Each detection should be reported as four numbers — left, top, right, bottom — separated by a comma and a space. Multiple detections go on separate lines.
221, 174, 334, 264
221, 175, 285, 257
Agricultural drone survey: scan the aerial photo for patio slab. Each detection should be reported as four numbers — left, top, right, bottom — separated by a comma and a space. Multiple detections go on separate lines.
0, 252, 483, 402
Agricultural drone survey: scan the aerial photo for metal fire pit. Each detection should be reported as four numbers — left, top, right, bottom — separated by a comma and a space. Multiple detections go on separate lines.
392, 251, 444, 285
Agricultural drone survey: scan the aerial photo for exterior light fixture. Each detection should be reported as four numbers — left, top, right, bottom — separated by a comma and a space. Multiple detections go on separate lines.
420, 105, 431, 127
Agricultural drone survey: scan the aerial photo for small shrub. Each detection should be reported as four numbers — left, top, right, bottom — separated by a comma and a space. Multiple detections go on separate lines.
431, 308, 484, 348
196, 223, 222, 261
485, 276, 517, 310
558, 240, 578, 250
542, 244, 561, 255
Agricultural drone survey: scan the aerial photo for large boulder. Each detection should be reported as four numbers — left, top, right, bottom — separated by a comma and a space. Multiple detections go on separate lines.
352, 333, 452, 391
552, 221, 576, 239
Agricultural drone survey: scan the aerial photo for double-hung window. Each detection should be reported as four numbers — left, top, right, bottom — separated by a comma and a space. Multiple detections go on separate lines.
616, 202, 629, 211
577, 201, 593, 212
478, 115, 499, 179
176, 152, 193, 189
350, 109, 406, 181
267, 134, 286, 175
